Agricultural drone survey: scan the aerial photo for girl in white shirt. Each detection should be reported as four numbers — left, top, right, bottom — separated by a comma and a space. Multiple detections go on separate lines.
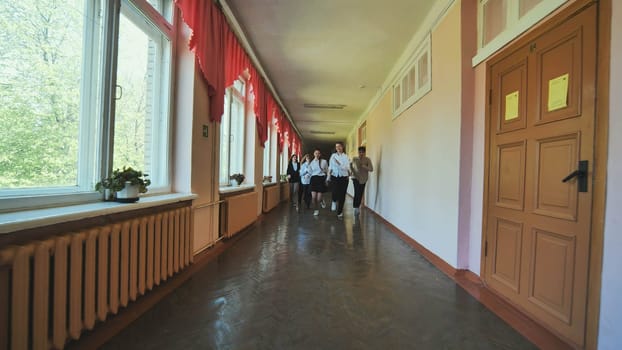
309, 148, 328, 216
328, 141, 351, 218
299, 154, 312, 209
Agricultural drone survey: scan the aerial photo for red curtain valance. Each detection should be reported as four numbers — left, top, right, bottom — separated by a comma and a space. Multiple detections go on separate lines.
176, 0, 298, 148
175, 0, 225, 123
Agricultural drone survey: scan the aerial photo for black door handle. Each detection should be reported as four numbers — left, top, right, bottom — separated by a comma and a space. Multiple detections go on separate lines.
562, 170, 582, 182
561, 160, 588, 192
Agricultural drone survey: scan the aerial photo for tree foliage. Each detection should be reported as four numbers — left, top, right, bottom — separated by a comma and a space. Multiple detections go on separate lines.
0, 0, 156, 190
0, 0, 83, 188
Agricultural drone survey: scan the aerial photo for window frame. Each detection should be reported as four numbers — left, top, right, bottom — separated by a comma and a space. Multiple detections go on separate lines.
472, 0, 568, 66
219, 80, 247, 187
0, 0, 175, 213
358, 121, 367, 146
392, 33, 432, 119
262, 113, 274, 181
114, 0, 174, 194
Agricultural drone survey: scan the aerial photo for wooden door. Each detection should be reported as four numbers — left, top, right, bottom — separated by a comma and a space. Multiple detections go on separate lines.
484, 4, 596, 347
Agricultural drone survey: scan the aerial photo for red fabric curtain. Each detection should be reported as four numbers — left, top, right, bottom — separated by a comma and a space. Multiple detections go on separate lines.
224, 28, 250, 87
177, 0, 298, 148
176, 0, 226, 122
224, 29, 270, 147
275, 108, 284, 152
255, 76, 268, 147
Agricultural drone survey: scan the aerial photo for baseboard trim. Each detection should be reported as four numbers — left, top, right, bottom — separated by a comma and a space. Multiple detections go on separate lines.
364, 207, 572, 350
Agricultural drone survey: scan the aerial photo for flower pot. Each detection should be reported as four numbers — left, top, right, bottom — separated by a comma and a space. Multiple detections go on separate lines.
116, 182, 140, 203
230, 179, 240, 187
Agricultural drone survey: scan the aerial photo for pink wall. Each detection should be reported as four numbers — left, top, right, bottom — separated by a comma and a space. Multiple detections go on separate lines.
457, 0, 478, 269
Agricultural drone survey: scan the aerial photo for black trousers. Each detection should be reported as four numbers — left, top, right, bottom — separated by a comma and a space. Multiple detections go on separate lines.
332, 176, 349, 215
301, 184, 311, 207
352, 178, 366, 208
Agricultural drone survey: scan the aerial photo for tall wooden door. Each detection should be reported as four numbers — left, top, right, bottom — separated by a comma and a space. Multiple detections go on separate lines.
484, 4, 596, 347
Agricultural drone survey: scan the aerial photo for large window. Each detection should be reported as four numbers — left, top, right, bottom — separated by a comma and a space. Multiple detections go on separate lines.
0, 0, 173, 211
262, 115, 273, 181
114, 3, 172, 190
280, 141, 288, 178
219, 80, 246, 186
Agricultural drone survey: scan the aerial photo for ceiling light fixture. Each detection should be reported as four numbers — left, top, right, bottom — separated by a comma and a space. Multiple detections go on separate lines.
309, 130, 336, 135
303, 103, 346, 110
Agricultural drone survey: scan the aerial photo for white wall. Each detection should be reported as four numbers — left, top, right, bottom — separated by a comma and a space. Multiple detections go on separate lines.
364, 3, 462, 267
598, 2, 622, 348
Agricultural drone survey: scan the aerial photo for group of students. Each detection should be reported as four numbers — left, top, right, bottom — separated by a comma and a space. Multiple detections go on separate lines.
286, 142, 373, 218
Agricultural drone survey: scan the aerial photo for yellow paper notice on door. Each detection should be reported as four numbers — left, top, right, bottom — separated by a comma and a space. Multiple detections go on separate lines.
548, 73, 569, 111
504, 91, 519, 121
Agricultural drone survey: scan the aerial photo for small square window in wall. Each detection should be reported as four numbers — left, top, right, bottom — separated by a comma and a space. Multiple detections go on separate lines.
417, 52, 429, 89
358, 121, 367, 146
392, 33, 431, 118
408, 67, 417, 99
393, 84, 401, 111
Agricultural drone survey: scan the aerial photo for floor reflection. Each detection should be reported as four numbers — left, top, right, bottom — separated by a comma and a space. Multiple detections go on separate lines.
101, 198, 536, 350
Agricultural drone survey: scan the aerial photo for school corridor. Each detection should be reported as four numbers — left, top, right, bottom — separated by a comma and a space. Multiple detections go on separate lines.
2, 0, 621, 349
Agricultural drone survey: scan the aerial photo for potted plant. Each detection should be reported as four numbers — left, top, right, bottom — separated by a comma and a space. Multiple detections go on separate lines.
229, 173, 245, 186
95, 166, 151, 202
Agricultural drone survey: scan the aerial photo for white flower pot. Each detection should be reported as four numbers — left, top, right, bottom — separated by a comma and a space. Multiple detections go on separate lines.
116, 182, 140, 202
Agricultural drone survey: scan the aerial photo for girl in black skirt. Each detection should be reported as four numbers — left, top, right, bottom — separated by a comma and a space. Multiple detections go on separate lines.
308, 148, 328, 216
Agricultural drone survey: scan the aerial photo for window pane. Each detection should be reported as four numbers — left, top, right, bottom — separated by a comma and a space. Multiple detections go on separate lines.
146, 0, 174, 23
263, 124, 271, 177
0, 0, 100, 190
519, 0, 543, 17
219, 94, 231, 185
229, 96, 245, 176
408, 67, 417, 98
482, 0, 506, 46
401, 75, 409, 102
113, 10, 171, 189
418, 52, 429, 89
393, 85, 401, 110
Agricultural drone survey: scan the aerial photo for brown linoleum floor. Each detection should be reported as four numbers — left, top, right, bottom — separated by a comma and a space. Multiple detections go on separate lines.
101, 199, 536, 350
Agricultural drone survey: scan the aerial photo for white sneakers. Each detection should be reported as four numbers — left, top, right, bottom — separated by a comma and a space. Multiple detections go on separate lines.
337, 213, 343, 219
313, 210, 319, 216
320, 200, 326, 208
331, 201, 337, 211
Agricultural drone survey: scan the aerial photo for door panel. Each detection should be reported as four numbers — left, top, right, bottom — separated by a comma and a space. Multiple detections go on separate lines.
534, 134, 579, 220
535, 29, 583, 124
497, 59, 528, 133
485, 5, 596, 347
528, 228, 576, 324
491, 218, 523, 292
496, 142, 526, 210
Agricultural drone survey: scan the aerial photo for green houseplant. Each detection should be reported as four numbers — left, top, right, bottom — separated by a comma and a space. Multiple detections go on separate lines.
95, 166, 151, 202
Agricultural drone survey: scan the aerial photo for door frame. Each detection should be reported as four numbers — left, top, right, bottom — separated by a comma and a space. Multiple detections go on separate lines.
479, 0, 610, 348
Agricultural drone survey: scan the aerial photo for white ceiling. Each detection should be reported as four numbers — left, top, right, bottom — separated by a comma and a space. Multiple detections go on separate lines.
223, 0, 437, 144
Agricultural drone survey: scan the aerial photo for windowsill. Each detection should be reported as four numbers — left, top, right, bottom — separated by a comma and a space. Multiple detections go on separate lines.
219, 184, 255, 195
0, 193, 197, 235
262, 182, 277, 187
